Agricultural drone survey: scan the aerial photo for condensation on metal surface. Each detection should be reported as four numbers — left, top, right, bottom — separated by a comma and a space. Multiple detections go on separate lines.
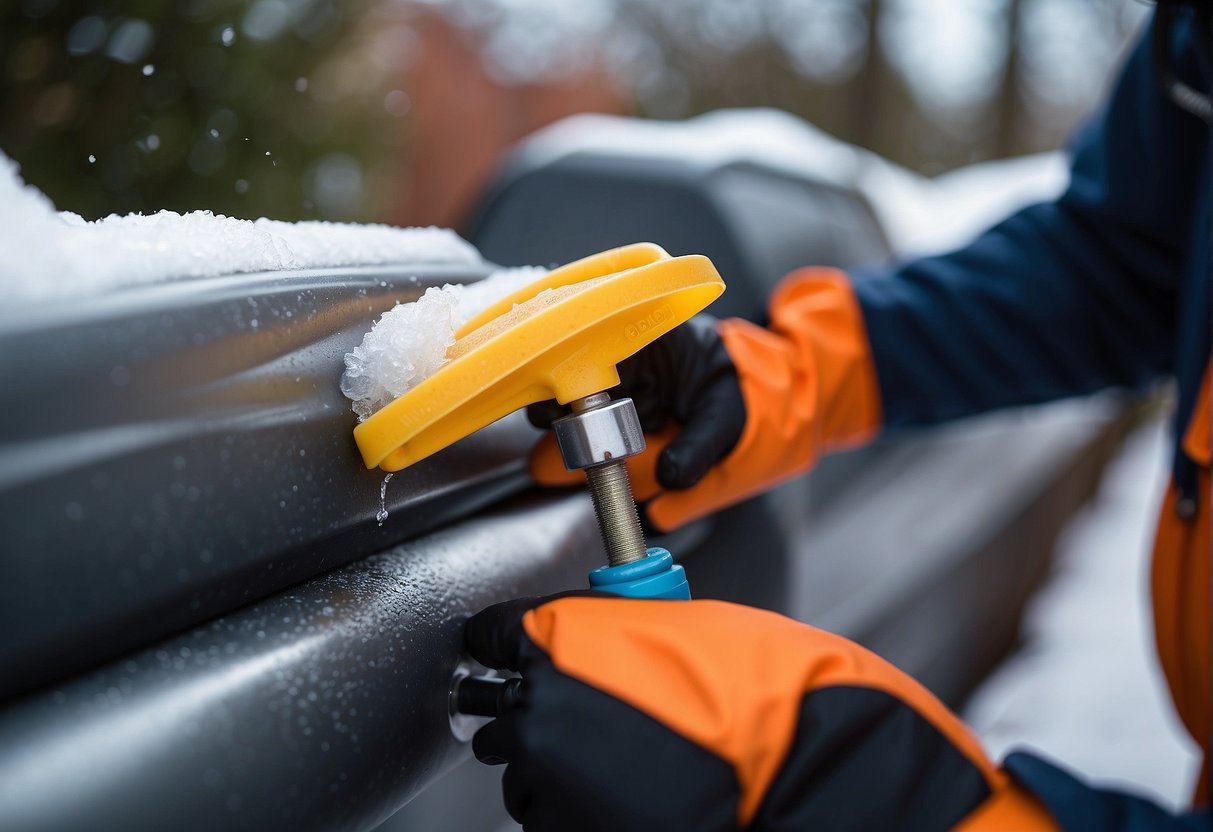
0, 264, 541, 700
0, 493, 601, 832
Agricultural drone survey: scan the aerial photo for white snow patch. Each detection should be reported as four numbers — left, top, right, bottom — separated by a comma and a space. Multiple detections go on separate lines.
873, 150, 1070, 257
0, 150, 481, 308
517, 108, 1069, 257
519, 108, 867, 193
964, 419, 1201, 809
340, 266, 547, 421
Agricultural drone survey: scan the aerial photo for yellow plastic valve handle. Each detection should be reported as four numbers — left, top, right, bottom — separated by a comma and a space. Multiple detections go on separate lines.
353, 242, 725, 472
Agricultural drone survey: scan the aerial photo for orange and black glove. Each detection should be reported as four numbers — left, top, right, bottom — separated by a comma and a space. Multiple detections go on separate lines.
465, 594, 1056, 832
528, 268, 883, 532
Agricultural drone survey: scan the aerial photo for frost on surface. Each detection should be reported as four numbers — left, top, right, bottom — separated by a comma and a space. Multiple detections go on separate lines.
0, 151, 481, 308
341, 266, 546, 421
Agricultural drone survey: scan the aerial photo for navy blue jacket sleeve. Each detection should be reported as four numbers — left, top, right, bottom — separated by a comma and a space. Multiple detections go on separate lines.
851, 16, 1206, 427
1006, 751, 1212, 831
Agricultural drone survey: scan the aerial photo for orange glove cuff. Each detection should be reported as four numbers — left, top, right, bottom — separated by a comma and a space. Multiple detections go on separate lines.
766, 266, 882, 448
529, 425, 674, 501
528, 268, 882, 532
646, 267, 881, 529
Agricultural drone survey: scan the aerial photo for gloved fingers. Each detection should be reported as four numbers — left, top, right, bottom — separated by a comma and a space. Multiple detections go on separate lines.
645, 458, 751, 533
472, 710, 522, 766
527, 385, 670, 435
466, 591, 607, 672
528, 427, 677, 503
615, 346, 673, 435
501, 758, 534, 825
527, 433, 582, 487
613, 439, 665, 503
657, 369, 745, 490
465, 596, 544, 672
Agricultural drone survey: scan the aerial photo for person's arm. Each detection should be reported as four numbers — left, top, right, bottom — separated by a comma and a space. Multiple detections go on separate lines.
855, 14, 1204, 427
1001, 751, 1212, 832
531, 14, 1204, 532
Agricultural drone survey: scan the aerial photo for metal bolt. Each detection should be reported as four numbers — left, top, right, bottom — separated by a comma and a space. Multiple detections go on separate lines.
571, 393, 611, 413
584, 459, 648, 566
563, 394, 648, 567
554, 397, 646, 470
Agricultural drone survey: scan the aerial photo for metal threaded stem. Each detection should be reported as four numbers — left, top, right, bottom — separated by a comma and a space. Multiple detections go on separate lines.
571, 392, 611, 413
583, 461, 648, 566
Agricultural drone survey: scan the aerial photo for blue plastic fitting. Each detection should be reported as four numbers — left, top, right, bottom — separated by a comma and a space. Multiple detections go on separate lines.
587, 548, 691, 600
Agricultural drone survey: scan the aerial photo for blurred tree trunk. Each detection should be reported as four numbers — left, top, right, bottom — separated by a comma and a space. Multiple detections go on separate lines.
850, 0, 885, 151
994, 0, 1024, 157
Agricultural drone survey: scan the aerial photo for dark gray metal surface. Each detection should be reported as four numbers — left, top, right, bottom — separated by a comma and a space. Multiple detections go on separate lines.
792, 398, 1135, 704
466, 152, 891, 322
0, 492, 599, 832
0, 265, 539, 700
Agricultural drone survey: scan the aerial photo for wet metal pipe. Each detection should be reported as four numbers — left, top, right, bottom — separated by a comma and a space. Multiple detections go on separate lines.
0, 493, 599, 832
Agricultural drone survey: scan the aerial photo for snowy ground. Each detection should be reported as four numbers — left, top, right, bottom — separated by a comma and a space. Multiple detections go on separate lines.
963, 417, 1201, 810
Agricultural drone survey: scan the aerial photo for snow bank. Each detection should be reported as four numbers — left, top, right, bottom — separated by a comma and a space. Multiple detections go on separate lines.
518, 108, 1069, 257
340, 265, 546, 421
0, 151, 481, 308
872, 151, 1069, 257
520, 108, 866, 192
963, 421, 1200, 808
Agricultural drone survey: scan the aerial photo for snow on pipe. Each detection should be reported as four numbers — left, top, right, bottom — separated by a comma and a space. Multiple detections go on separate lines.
0, 151, 485, 309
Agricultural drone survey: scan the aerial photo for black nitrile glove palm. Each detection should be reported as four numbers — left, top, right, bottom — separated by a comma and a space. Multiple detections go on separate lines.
527, 314, 745, 490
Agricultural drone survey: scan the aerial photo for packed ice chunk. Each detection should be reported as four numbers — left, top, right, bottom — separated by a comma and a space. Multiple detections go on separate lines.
340, 286, 460, 422
341, 266, 547, 421
0, 150, 481, 308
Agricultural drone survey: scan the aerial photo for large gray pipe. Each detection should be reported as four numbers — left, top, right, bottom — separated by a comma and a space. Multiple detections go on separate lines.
0, 493, 598, 832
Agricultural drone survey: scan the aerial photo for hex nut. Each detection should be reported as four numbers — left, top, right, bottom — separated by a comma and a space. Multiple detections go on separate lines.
552, 398, 646, 470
